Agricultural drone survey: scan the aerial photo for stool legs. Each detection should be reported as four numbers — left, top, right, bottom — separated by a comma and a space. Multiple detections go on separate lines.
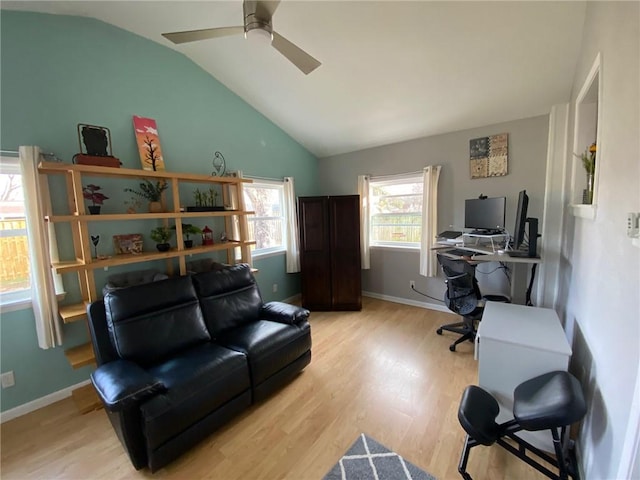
457, 434, 474, 480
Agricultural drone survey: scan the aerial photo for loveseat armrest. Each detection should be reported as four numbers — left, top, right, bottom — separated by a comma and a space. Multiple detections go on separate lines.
261, 301, 310, 325
91, 360, 164, 412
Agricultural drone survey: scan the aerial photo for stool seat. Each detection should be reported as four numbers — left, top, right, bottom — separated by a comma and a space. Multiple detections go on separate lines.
458, 385, 501, 446
513, 371, 587, 431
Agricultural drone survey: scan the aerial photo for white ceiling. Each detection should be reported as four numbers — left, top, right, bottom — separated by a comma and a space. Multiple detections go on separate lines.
3, 1, 586, 158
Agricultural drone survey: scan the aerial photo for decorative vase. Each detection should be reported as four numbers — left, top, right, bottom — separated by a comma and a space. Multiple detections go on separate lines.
156, 243, 170, 252
149, 201, 163, 213
584, 173, 594, 204
184, 239, 193, 249
88, 205, 101, 215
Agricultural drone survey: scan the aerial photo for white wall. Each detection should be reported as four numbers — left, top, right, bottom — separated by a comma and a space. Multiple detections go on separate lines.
559, 2, 640, 479
318, 115, 549, 305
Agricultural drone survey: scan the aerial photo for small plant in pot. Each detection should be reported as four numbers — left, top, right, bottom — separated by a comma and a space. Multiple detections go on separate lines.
172, 223, 202, 249
150, 226, 173, 252
124, 180, 169, 213
82, 184, 109, 214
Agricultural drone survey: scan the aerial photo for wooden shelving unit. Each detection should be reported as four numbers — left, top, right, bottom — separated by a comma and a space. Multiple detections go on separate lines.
39, 161, 254, 412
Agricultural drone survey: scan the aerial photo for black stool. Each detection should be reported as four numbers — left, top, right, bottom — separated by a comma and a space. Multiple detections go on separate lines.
457, 371, 587, 480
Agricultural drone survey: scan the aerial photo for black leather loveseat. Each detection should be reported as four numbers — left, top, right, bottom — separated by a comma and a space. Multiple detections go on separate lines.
87, 264, 311, 472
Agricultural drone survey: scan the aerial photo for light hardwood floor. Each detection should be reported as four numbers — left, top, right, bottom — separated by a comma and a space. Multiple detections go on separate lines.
1, 297, 548, 479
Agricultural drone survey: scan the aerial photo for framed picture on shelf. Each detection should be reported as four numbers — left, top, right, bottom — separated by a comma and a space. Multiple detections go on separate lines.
113, 234, 144, 255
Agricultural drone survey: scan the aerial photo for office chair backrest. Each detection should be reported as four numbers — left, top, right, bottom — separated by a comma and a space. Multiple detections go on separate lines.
437, 253, 482, 316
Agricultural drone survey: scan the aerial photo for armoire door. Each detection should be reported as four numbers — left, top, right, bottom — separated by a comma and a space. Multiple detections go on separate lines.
329, 196, 362, 310
298, 196, 332, 310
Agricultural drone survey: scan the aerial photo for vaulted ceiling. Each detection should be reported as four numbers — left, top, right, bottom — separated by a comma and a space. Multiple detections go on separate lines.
2, 1, 586, 157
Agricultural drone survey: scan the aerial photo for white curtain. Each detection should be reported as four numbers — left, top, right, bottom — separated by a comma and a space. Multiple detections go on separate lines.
283, 177, 300, 273
419, 165, 441, 277
19, 146, 64, 348
357, 175, 370, 270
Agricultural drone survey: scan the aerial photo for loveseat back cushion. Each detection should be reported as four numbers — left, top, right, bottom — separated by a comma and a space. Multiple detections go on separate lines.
192, 264, 264, 336
104, 276, 210, 366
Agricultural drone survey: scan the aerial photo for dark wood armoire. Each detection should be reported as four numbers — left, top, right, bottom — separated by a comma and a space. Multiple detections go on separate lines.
298, 195, 362, 311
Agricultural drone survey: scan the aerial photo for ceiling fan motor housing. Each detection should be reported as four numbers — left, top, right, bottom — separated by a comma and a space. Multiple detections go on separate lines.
243, 0, 273, 40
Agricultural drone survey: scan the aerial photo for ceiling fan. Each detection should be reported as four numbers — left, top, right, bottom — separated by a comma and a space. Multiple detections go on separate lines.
162, 0, 321, 75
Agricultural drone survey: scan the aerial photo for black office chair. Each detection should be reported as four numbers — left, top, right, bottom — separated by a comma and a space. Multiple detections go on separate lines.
436, 253, 509, 352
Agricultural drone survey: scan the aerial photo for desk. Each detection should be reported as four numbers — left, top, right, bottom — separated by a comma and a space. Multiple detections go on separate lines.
434, 244, 541, 305
476, 301, 571, 452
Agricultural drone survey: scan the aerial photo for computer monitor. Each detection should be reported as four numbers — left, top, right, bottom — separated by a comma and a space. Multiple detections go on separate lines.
464, 196, 506, 234
512, 190, 529, 250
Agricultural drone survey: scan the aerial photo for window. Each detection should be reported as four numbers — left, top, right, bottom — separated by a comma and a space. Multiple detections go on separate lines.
370, 174, 423, 248
0, 157, 31, 306
243, 180, 286, 257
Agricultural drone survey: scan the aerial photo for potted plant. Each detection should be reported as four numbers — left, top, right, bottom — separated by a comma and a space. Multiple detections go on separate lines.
82, 184, 109, 214
172, 223, 202, 249
124, 179, 169, 213
150, 226, 173, 252
187, 187, 224, 212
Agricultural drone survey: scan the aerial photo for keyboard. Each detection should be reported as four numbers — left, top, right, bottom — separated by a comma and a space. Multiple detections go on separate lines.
444, 249, 473, 257
507, 250, 539, 258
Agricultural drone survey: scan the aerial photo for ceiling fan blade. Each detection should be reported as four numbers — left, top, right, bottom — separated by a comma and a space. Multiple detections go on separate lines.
254, 0, 281, 20
272, 31, 321, 75
162, 26, 244, 45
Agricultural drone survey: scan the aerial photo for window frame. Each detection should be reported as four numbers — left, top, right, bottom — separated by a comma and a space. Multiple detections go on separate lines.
369, 173, 424, 250
0, 156, 32, 311
243, 179, 287, 259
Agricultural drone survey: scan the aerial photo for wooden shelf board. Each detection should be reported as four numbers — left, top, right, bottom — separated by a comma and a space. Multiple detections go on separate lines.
59, 302, 87, 323
52, 259, 86, 274
71, 383, 102, 414
64, 343, 96, 369
52, 241, 257, 273
46, 210, 255, 223
38, 161, 252, 184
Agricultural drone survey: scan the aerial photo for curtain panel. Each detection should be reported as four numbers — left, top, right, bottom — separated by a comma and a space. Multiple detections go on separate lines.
19, 146, 64, 349
283, 177, 300, 273
357, 175, 370, 270
419, 165, 441, 277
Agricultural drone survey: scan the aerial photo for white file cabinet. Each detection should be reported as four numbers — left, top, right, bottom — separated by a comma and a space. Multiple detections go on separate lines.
476, 301, 572, 451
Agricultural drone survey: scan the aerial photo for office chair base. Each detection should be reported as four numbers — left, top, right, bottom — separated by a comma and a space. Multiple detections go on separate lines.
437, 321, 476, 351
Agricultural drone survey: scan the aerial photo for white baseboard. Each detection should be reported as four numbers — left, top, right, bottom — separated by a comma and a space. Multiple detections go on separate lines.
0, 379, 91, 424
363, 291, 450, 314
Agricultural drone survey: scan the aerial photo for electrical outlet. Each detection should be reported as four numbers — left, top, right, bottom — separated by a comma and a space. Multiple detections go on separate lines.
627, 212, 639, 238
409, 280, 415, 290
272, 283, 278, 293
1, 371, 15, 388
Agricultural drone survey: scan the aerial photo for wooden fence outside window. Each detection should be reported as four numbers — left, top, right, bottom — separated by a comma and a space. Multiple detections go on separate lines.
0, 219, 30, 293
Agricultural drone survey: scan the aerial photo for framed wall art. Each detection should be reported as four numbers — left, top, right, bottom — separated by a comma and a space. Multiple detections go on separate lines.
470, 133, 508, 179
133, 116, 166, 171
113, 234, 144, 255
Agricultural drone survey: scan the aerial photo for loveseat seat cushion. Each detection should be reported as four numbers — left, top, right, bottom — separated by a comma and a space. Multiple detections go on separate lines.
192, 264, 263, 336
140, 343, 250, 450
216, 320, 311, 388
104, 276, 210, 366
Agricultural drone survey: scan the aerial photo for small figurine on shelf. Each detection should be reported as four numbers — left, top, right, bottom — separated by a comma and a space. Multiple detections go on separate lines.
202, 226, 214, 246
124, 196, 142, 214
220, 231, 228, 243
91, 235, 100, 258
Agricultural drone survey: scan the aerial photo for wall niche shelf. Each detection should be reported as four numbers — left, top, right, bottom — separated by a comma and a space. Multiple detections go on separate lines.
38, 161, 255, 412
570, 53, 602, 220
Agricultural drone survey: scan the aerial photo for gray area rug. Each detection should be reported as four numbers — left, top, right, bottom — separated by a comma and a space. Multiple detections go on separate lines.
323, 433, 436, 480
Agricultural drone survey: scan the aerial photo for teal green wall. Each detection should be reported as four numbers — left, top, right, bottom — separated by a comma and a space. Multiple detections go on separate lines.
0, 10, 318, 412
